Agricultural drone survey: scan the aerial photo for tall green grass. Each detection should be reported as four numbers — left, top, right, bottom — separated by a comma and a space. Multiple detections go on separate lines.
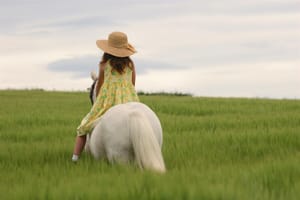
0, 90, 299, 199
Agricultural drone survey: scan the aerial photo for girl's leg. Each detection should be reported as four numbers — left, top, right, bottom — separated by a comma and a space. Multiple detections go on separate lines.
72, 135, 87, 161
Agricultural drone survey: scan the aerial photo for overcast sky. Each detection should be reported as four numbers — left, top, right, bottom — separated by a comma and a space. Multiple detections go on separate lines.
0, 0, 299, 98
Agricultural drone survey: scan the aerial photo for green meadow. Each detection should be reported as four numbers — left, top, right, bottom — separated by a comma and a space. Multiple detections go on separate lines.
0, 90, 299, 200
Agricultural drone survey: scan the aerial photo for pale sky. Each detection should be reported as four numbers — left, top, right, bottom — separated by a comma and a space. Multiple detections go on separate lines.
1, 0, 299, 99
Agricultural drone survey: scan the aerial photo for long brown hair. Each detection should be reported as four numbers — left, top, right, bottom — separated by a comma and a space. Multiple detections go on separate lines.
100, 53, 133, 74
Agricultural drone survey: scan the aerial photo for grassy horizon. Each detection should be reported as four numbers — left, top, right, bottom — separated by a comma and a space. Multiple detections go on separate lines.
0, 90, 299, 200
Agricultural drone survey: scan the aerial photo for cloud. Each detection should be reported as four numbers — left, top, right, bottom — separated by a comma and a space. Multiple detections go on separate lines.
184, 40, 300, 68
130, 12, 300, 68
27, 16, 119, 31
134, 59, 181, 74
1, 0, 300, 98
136, 60, 300, 99
3, 0, 298, 34
47, 55, 99, 78
47, 55, 181, 78
0, 0, 185, 34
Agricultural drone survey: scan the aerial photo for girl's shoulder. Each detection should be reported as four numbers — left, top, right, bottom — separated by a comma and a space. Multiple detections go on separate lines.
129, 61, 135, 69
99, 62, 107, 72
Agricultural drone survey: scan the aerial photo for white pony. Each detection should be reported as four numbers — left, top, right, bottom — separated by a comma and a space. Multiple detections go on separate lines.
85, 72, 166, 173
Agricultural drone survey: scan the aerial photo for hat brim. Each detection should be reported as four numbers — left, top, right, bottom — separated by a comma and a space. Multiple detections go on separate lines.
96, 40, 136, 57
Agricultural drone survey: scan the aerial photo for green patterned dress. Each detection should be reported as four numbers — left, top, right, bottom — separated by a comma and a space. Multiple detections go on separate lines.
77, 62, 139, 136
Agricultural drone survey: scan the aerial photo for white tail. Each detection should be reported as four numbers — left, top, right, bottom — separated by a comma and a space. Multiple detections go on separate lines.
129, 111, 166, 173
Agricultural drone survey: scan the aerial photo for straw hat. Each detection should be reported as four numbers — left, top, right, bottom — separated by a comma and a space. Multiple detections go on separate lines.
96, 31, 137, 57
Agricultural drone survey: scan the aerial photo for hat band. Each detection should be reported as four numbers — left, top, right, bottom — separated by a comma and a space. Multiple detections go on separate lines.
108, 40, 127, 48
108, 41, 136, 53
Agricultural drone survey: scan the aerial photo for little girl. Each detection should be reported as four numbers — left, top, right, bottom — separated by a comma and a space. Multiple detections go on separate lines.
72, 31, 139, 162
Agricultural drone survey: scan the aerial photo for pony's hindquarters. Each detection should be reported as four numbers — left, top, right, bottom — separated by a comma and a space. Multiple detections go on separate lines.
89, 108, 133, 163
89, 102, 166, 173
129, 111, 166, 173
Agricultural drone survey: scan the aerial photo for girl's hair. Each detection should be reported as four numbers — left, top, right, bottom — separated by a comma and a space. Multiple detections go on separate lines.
100, 53, 133, 74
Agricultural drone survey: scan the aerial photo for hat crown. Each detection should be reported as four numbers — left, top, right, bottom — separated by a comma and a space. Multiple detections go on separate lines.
108, 32, 128, 48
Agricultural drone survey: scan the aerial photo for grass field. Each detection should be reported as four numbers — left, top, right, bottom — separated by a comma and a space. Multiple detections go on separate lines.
0, 90, 300, 200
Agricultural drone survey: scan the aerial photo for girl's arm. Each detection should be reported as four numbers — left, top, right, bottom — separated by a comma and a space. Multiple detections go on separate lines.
96, 63, 105, 97
132, 63, 136, 86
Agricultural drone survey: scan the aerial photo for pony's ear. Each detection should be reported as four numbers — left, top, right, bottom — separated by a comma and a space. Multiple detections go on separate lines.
91, 71, 98, 81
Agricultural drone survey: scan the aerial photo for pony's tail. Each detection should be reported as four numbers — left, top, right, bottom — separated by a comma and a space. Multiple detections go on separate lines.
129, 111, 166, 173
